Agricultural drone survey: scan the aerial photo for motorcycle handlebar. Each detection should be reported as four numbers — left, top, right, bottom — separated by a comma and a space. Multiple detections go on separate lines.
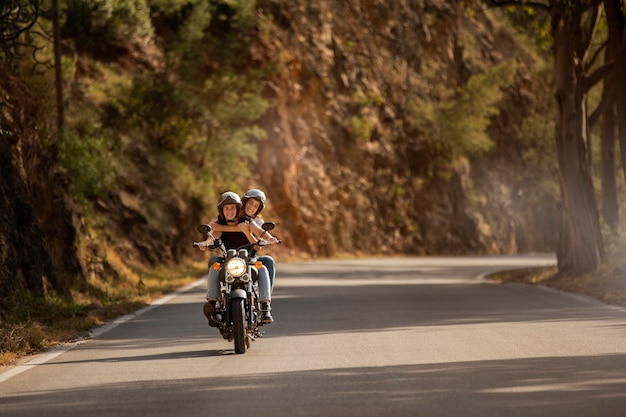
193, 241, 221, 250
193, 239, 281, 251
256, 238, 282, 246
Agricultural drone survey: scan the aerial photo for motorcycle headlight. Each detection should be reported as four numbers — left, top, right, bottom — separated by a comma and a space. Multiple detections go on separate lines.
226, 257, 246, 277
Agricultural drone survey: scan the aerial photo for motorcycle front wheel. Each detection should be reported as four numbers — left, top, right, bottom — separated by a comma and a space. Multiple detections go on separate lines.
232, 298, 247, 354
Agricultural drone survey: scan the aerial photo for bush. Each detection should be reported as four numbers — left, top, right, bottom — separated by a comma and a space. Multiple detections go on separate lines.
62, 0, 154, 52
57, 128, 115, 199
410, 59, 517, 172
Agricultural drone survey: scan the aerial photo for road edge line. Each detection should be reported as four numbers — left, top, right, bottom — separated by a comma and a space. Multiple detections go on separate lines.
0, 278, 206, 384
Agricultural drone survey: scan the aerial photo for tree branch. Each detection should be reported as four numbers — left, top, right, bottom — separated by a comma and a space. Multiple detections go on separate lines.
579, 1, 603, 62
586, 38, 608, 70
589, 86, 614, 129
0, 0, 40, 42
587, 60, 614, 90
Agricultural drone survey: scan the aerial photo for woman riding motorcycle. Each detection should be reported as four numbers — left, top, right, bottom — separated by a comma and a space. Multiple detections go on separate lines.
198, 191, 274, 324
241, 189, 277, 290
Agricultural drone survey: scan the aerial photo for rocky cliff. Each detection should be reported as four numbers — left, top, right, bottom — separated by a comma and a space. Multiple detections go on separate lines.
251, 0, 557, 257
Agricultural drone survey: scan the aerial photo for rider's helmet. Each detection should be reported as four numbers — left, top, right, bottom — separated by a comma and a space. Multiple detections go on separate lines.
242, 188, 266, 216
217, 191, 242, 222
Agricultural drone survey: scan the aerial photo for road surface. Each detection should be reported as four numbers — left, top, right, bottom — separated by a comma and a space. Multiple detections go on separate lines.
1, 255, 625, 417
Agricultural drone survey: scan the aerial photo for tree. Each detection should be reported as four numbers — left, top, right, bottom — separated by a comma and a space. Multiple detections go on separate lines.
587, 0, 625, 233
0, 0, 40, 68
1, 0, 64, 135
553, 0, 605, 274
52, 0, 63, 134
486, 0, 606, 275
603, 0, 626, 201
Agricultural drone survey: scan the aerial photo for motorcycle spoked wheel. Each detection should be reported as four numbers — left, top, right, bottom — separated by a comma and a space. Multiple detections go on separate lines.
232, 298, 247, 354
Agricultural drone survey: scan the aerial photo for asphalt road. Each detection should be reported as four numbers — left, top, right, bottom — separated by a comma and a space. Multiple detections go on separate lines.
1, 255, 625, 417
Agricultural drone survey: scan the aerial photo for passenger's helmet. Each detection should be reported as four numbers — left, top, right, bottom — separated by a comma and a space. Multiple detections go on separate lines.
217, 191, 242, 221
242, 188, 266, 216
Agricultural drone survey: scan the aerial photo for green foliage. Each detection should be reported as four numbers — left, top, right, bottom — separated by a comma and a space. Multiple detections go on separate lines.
353, 90, 385, 107
139, 0, 269, 186
516, 115, 557, 171
0, 262, 201, 364
499, 3, 552, 52
106, 75, 203, 154
257, 9, 273, 41
347, 90, 384, 142
100, 68, 269, 184
62, 0, 153, 50
57, 128, 115, 199
0, 288, 104, 364
226, 0, 257, 28
148, 0, 198, 14
348, 116, 372, 142
410, 59, 517, 170
0, 0, 40, 68
197, 70, 269, 181
203, 98, 267, 178
1, 290, 83, 326
102, 0, 153, 38
165, 0, 214, 58
161, 0, 257, 68
206, 72, 269, 124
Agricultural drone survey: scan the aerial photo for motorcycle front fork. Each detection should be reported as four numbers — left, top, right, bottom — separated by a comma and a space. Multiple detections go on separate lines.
221, 282, 256, 326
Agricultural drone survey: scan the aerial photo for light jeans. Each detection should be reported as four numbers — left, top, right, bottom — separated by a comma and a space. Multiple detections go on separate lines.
205, 256, 272, 302
259, 255, 276, 292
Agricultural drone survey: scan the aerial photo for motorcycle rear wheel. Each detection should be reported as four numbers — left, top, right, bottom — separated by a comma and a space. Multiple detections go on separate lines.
232, 298, 247, 354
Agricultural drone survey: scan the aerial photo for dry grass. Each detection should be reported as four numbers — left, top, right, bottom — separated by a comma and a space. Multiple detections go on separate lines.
0, 263, 204, 366
487, 247, 626, 308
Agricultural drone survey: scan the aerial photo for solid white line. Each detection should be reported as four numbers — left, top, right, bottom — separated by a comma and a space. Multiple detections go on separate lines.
0, 278, 205, 384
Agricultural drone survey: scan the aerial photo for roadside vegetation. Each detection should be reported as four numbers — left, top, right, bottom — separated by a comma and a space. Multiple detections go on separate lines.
487, 240, 626, 309
0, 262, 204, 366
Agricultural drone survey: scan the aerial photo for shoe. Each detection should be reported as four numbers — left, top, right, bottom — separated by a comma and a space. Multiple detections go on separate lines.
203, 301, 215, 318
261, 302, 274, 324
204, 301, 220, 327
208, 314, 221, 328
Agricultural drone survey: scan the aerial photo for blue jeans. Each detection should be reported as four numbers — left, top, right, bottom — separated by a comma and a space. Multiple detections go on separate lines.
205, 256, 271, 302
259, 255, 276, 292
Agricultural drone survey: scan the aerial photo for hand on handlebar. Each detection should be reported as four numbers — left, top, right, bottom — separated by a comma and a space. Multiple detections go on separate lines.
194, 238, 215, 251
257, 236, 281, 246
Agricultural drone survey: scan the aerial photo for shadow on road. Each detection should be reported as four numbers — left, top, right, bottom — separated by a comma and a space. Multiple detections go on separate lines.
2, 354, 625, 417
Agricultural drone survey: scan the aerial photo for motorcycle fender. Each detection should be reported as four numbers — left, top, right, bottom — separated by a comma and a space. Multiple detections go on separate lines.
231, 289, 247, 299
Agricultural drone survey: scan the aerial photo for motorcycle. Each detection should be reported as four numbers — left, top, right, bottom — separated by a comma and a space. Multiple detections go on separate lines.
193, 222, 279, 354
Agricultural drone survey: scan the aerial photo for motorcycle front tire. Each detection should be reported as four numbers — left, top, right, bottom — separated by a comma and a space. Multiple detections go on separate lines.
232, 298, 247, 354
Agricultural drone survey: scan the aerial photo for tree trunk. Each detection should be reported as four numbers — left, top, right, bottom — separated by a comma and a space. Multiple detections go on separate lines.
604, 0, 626, 187
53, 0, 64, 135
601, 101, 618, 230
552, 6, 604, 275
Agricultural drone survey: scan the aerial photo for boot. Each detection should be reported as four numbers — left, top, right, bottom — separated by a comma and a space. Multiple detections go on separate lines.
203, 300, 219, 327
261, 301, 274, 324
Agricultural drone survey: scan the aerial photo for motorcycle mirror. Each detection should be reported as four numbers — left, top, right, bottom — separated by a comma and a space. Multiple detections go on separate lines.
262, 222, 275, 232
197, 224, 212, 235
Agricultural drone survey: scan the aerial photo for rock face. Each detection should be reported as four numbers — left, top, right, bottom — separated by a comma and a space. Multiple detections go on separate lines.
251, 0, 558, 257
